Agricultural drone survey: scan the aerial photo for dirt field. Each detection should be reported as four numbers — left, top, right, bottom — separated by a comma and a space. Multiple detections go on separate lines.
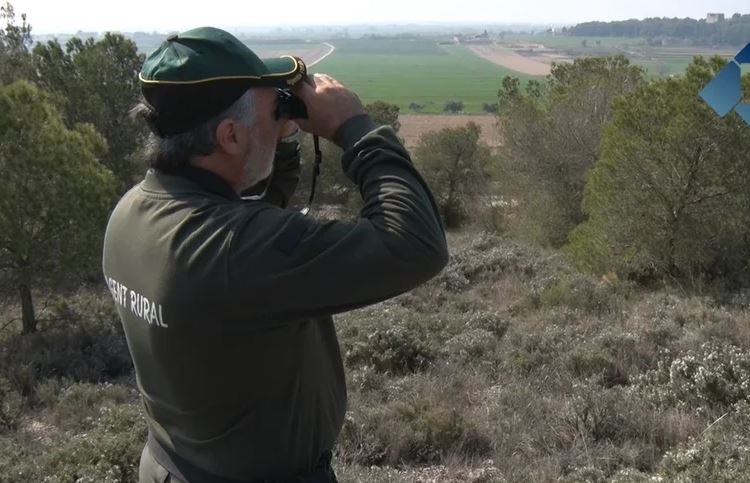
399, 114, 501, 148
467, 44, 554, 76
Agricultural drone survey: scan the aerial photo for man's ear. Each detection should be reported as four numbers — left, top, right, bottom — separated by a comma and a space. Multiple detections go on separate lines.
215, 118, 245, 156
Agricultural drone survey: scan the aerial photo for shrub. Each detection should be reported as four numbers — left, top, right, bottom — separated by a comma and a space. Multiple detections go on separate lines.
38, 381, 131, 429
343, 310, 441, 374
443, 99, 464, 113
432, 234, 555, 293
668, 342, 750, 407
0, 377, 25, 431
482, 102, 498, 114
636, 341, 750, 409
0, 403, 146, 482
408, 102, 424, 112
658, 432, 750, 482
0, 291, 132, 399
340, 396, 493, 466
443, 329, 498, 365
564, 383, 630, 444
566, 347, 623, 385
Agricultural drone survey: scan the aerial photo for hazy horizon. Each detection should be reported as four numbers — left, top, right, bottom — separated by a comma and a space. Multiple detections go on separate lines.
12, 0, 749, 35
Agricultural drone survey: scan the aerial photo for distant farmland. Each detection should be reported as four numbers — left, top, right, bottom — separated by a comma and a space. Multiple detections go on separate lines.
499, 34, 736, 78
131, 34, 738, 113
311, 38, 536, 114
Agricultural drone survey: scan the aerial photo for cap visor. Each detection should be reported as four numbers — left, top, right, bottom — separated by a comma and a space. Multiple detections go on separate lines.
260, 56, 303, 86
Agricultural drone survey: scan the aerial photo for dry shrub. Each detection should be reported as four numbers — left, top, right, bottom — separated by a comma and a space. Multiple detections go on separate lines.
0, 377, 25, 431
539, 272, 635, 316
35, 380, 132, 429
0, 403, 146, 483
339, 371, 494, 467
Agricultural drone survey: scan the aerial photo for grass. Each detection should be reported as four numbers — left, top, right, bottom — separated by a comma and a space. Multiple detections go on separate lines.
313, 43, 536, 113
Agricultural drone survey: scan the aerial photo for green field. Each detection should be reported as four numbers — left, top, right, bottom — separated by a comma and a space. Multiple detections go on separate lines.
632, 47, 735, 77
313, 40, 536, 113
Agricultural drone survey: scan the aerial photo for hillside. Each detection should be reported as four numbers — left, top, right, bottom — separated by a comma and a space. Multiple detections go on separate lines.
3, 234, 750, 481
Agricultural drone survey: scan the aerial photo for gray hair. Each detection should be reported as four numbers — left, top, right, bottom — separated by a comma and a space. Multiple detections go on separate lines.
132, 89, 256, 173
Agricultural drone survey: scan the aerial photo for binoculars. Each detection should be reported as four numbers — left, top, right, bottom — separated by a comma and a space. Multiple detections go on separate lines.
275, 57, 310, 121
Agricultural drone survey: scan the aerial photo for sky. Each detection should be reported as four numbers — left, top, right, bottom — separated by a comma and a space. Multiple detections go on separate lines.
11, 0, 750, 34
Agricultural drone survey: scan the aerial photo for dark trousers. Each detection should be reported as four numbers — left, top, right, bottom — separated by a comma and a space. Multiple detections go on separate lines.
138, 444, 338, 483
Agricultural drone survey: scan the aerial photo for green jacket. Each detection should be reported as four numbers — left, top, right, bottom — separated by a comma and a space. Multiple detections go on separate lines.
102, 115, 448, 480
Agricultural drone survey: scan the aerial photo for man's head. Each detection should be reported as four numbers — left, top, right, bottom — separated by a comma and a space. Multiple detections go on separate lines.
134, 86, 279, 192
132, 27, 308, 192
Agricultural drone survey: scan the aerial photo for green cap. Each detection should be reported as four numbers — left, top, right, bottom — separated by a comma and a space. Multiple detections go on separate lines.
139, 27, 308, 137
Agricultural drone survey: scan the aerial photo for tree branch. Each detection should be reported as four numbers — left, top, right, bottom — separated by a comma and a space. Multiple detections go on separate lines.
0, 317, 18, 333
685, 191, 728, 207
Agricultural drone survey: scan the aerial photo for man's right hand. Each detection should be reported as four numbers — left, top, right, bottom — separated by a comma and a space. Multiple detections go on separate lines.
293, 73, 366, 141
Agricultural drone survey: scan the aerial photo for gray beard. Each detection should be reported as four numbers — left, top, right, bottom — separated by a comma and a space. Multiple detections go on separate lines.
240, 140, 276, 194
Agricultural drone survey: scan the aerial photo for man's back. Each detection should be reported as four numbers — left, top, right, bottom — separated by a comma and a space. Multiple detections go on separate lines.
103, 167, 347, 479
103, 123, 448, 480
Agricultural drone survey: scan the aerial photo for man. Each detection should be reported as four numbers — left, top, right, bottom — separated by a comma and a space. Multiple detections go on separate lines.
102, 27, 448, 483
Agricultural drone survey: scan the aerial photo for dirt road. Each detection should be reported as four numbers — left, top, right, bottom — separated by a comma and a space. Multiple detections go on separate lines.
309, 42, 335, 67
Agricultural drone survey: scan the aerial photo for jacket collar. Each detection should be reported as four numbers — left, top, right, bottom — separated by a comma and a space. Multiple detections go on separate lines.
143, 166, 241, 201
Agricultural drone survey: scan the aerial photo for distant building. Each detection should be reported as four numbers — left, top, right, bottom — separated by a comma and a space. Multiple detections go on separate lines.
458, 30, 492, 45
706, 13, 725, 24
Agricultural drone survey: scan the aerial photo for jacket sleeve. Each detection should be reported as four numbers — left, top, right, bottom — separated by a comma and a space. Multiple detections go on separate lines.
225, 115, 449, 323
240, 142, 301, 208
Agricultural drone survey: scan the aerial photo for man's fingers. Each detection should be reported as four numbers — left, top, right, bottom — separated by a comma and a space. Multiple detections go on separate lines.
293, 79, 315, 102
291, 72, 364, 140
312, 73, 341, 87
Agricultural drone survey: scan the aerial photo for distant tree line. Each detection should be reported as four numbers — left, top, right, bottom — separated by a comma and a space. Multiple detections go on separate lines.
569, 14, 750, 46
